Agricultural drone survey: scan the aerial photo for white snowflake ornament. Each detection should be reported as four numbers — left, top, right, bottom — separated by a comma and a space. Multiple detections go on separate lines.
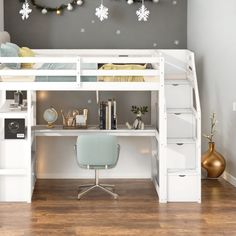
19, 0, 32, 20
136, 4, 150, 22
95, 3, 109, 22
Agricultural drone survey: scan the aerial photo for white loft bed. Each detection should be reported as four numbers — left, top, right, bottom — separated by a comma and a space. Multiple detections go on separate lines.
0, 38, 201, 203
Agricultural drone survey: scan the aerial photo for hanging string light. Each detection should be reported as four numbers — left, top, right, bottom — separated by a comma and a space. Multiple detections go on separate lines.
19, 0, 159, 21
19, 0, 84, 19
127, 0, 159, 4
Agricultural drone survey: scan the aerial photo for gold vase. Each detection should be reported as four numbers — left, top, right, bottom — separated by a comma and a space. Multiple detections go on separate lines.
202, 142, 226, 178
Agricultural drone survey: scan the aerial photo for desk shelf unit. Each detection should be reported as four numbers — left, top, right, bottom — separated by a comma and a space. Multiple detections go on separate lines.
0, 49, 201, 203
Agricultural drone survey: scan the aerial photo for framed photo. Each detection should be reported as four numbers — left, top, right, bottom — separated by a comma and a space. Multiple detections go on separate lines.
4, 119, 25, 139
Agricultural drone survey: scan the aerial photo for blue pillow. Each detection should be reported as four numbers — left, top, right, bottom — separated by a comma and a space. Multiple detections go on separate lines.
0, 43, 21, 69
6, 42, 20, 52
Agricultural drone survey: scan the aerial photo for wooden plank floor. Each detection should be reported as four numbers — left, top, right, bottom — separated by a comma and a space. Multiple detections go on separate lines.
0, 179, 236, 236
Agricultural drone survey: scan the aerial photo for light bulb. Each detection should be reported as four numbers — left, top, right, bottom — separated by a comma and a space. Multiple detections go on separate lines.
77, 0, 83, 6
153, 0, 160, 3
56, 9, 61, 15
41, 8, 47, 14
127, 0, 134, 5
67, 3, 73, 11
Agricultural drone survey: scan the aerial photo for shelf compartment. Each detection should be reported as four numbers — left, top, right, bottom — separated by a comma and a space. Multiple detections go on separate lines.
0, 100, 28, 118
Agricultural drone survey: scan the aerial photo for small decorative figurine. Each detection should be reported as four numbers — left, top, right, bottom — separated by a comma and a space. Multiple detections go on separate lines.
126, 105, 148, 130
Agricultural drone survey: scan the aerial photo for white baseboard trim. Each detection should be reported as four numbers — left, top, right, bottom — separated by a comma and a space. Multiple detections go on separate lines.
223, 172, 236, 187
37, 173, 151, 179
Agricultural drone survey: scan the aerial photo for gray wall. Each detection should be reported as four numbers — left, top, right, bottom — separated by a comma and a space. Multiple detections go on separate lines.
0, 0, 3, 31
188, 0, 236, 178
4, 0, 187, 49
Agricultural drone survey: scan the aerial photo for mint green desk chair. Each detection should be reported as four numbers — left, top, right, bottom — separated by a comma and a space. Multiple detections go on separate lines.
75, 135, 120, 199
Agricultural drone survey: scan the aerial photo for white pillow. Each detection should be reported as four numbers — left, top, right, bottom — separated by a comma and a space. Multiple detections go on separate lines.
0, 31, 10, 44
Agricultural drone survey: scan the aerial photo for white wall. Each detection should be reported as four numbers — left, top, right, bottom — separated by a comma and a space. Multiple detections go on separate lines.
0, 0, 4, 31
188, 0, 236, 180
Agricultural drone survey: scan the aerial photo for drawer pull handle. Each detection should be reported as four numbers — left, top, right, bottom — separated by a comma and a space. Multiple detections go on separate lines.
179, 175, 186, 177
172, 84, 179, 87
174, 113, 181, 115
176, 143, 184, 146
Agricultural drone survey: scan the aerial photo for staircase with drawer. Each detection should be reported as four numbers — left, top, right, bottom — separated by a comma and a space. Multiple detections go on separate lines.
165, 58, 201, 203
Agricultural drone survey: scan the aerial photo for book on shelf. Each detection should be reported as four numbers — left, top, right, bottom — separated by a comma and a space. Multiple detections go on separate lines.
99, 99, 117, 130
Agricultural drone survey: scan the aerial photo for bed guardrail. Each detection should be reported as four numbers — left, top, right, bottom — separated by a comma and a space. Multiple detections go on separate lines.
0, 55, 162, 91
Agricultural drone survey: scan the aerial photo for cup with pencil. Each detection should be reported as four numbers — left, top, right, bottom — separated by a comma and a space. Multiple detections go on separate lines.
61, 109, 88, 129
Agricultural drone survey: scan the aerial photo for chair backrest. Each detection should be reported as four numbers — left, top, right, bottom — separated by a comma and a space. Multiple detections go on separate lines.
76, 135, 119, 169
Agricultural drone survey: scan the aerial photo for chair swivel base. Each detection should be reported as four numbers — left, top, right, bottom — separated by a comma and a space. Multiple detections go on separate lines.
78, 184, 118, 200
77, 170, 118, 200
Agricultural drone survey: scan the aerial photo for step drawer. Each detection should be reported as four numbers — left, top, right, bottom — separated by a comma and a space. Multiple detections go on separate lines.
167, 173, 199, 202
167, 113, 196, 138
166, 84, 192, 108
167, 143, 196, 169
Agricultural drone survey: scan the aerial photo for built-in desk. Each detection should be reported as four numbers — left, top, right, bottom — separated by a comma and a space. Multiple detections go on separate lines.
32, 124, 159, 198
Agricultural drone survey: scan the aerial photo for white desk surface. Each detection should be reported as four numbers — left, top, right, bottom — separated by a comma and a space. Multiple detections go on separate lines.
33, 125, 158, 137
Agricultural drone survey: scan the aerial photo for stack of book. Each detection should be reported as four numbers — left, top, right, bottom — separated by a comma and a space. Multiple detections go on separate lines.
99, 99, 117, 130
